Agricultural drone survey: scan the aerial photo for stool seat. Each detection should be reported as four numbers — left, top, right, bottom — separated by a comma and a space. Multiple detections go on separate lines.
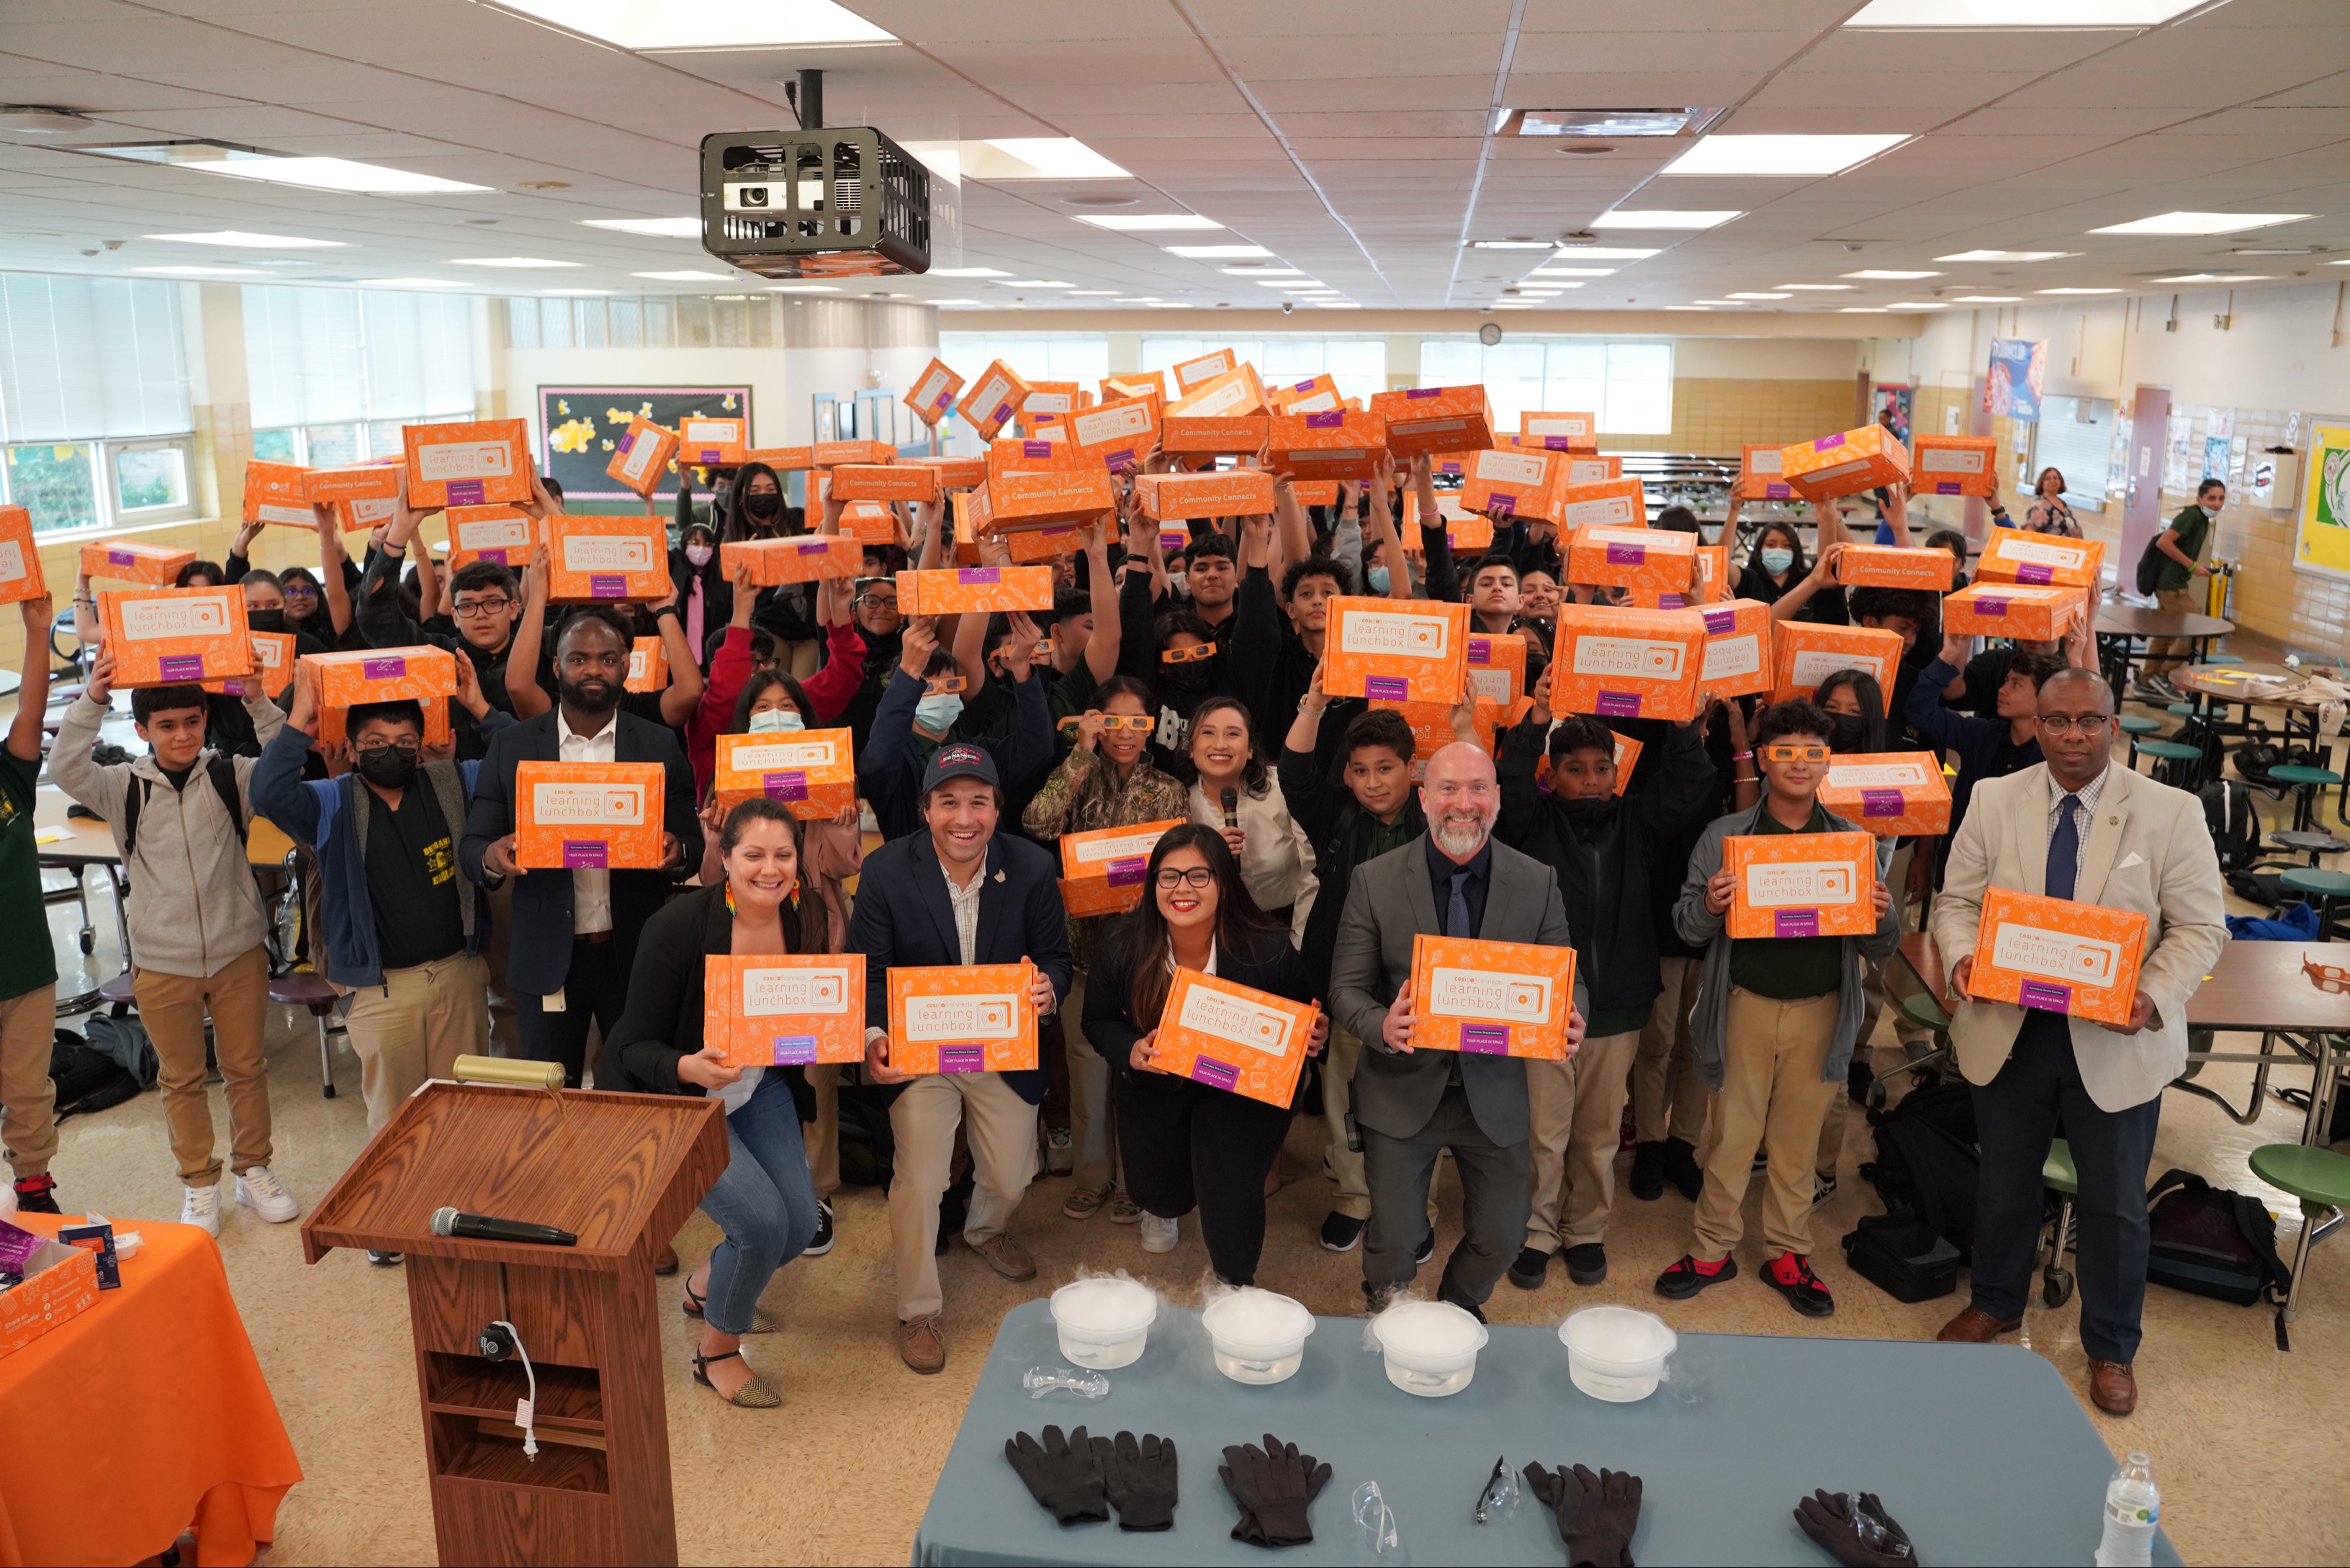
2269, 830, 2348, 855
267, 971, 338, 1014
1897, 993, 1950, 1033
2135, 740, 2201, 762
2117, 716, 2161, 735
2166, 703, 2197, 717
2270, 765, 2344, 788
2042, 1137, 2079, 1196
2248, 1144, 2350, 1210
2201, 652, 2245, 666
2281, 868, 2350, 897
97, 971, 136, 1004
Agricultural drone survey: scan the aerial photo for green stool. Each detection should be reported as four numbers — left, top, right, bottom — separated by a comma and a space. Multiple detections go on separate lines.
2269, 763, 2344, 832
2134, 738, 2202, 790
2281, 868, 2350, 940
2200, 652, 2244, 665
2166, 702, 2197, 717
2117, 715, 2161, 735
2040, 1139, 2079, 1308
2246, 1143, 2350, 1348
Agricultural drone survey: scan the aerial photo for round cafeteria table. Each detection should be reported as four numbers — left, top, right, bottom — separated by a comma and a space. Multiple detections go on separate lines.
2094, 601, 2233, 704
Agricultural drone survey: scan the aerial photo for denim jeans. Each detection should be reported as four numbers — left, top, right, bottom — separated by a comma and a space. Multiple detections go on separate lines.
698, 1072, 821, 1335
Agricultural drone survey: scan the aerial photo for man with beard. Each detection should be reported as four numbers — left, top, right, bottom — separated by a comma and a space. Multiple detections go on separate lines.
1329, 742, 1587, 1315
461, 608, 703, 1087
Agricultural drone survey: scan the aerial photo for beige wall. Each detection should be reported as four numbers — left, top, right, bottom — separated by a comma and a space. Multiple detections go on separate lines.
1614, 376, 1860, 458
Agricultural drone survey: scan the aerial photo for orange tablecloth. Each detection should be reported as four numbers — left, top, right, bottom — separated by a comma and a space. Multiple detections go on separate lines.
0, 1217, 301, 1567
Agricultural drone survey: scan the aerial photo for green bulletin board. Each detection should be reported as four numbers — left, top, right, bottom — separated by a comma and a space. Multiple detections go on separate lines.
537, 385, 752, 507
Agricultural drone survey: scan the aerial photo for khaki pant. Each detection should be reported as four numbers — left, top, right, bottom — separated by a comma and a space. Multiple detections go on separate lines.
1525, 1029, 1640, 1252
341, 954, 490, 1132
888, 1071, 1039, 1320
1634, 956, 1710, 1146
134, 945, 272, 1188
1693, 986, 1841, 1261
2144, 586, 2197, 679
805, 1063, 841, 1198
1, 984, 59, 1179
1320, 1022, 1370, 1221
1062, 973, 1120, 1191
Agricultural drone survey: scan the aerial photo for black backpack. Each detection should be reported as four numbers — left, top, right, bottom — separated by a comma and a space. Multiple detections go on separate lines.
45, 1029, 141, 1121
1858, 1079, 1981, 1256
2133, 533, 2168, 595
2198, 779, 2262, 873
2146, 1168, 2292, 1335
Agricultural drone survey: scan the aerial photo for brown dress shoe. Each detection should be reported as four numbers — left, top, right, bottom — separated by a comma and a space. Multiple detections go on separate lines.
2087, 1358, 2137, 1415
654, 1243, 680, 1276
898, 1312, 947, 1374
967, 1232, 1037, 1281
1937, 1305, 2023, 1343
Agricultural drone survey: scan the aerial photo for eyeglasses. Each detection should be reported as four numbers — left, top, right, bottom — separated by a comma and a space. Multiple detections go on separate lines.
280, 583, 318, 598
2035, 713, 2112, 734
1155, 867, 1214, 890
2305, 955, 2350, 994
924, 675, 967, 695
1096, 714, 1155, 732
1161, 644, 1217, 664
353, 739, 420, 759
1762, 744, 1829, 763
454, 597, 513, 618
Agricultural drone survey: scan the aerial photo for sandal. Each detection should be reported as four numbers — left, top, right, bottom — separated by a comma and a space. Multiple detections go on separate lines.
1107, 1191, 1142, 1225
1062, 1182, 1112, 1220
682, 1279, 777, 1333
691, 1348, 781, 1409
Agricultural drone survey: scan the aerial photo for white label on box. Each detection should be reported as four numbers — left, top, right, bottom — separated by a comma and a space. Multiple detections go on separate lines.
1747, 448, 1785, 475
1071, 402, 1152, 446
1991, 921, 2122, 987
1180, 378, 1255, 418
1467, 667, 1513, 704
1176, 983, 1296, 1057
1528, 416, 1591, 437
1559, 495, 1637, 528
679, 419, 736, 444
1426, 966, 1552, 1024
456, 515, 532, 550
254, 502, 312, 526
1023, 392, 1073, 415
740, 965, 854, 1016
1572, 635, 1686, 680
1790, 647, 1888, 687
970, 374, 1014, 419
1393, 416, 1468, 436
253, 638, 287, 671
1472, 450, 1547, 486
417, 440, 514, 482
347, 497, 397, 527
1744, 860, 1858, 907
0, 540, 22, 584
1992, 538, 2091, 571
562, 534, 654, 572
901, 993, 1021, 1042
1919, 447, 1986, 474
727, 738, 839, 771
914, 367, 953, 409
1286, 390, 1340, 413
1702, 633, 1761, 681
530, 782, 645, 825
1339, 610, 1453, 659
1801, 456, 1870, 484
1176, 351, 1234, 389
616, 436, 662, 481
120, 593, 231, 641
1071, 826, 1169, 865
1565, 459, 1611, 484
628, 648, 649, 681
1828, 760, 1935, 789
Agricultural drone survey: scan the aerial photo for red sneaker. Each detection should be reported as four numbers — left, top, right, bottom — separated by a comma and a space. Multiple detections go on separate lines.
1762, 1251, 1835, 1318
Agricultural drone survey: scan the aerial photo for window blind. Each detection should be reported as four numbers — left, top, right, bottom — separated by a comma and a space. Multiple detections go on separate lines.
0, 274, 192, 443
244, 286, 475, 428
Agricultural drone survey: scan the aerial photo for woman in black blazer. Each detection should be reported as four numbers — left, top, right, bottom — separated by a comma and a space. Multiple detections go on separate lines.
1086, 825, 1325, 1287
605, 798, 829, 1408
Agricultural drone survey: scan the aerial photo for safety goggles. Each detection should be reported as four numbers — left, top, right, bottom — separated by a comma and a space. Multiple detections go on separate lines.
1762, 744, 1830, 763
1161, 643, 1217, 664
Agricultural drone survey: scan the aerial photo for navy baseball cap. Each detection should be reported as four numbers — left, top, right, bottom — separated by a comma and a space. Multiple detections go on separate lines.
921, 742, 1000, 796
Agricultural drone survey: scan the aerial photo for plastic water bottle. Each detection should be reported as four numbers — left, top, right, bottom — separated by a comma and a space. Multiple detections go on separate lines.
2094, 1451, 2160, 1567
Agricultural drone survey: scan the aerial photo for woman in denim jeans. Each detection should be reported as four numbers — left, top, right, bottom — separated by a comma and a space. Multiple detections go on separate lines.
605, 798, 827, 1406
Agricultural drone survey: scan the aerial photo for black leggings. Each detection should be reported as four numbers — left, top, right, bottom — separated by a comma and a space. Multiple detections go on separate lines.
1115, 1069, 1295, 1287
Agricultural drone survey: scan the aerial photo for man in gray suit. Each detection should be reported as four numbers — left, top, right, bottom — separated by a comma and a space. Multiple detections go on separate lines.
1331, 741, 1587, 1312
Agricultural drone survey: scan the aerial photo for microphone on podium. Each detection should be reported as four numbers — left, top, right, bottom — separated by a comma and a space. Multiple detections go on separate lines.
430, 1207, 578, 1247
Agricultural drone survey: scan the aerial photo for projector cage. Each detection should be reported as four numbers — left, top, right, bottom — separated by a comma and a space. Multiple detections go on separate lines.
699, 127, 931, 279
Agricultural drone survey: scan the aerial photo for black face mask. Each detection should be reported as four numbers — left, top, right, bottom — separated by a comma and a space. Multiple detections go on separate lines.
559, 673, 622, 716
1824, 712, 1870, 752
247, 608, 285, 634
1559, 794, 1619, 831
353, 746, 419, 789
744, 490, 781, 520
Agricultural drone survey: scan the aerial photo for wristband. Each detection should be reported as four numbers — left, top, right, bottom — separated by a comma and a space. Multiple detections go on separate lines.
1731, 749, 1754, 761
654, 603, 680, 619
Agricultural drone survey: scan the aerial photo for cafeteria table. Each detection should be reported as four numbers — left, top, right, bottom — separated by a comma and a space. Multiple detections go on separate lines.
911, 1299, 2177, 1567
2094, 601, 2233, 704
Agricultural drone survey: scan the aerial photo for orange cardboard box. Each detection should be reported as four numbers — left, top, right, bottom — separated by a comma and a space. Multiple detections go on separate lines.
1323, 596, 1469, 705
955, 360, 1032, 441
309, 691, 451, 752
1171, 348, 1238, 394
1518, 410, 1598, 451
1058, 819, 1184, 918
705, 953, 869, 1068
1726, 830, 1877, 940
1558, 454, 1621, 485
1966, 887, 2148, 1027
736, 446, 813, 472
0, 508, 43, 607
1464, 631, 1528, 708
81, 539, 194, 586
987, 435, 1078, 476
1696, 599, 1773, 700
674, 417, 746, 467
1161, 414, 1270, 457
1373, 385, 1495, 459
1459, 447, 1559, 521
723, 534, 862, 586
905, 359, 965, 428
1821, 752, 1953, 837
1611, 731, 1643, 796
1268, 373, 1342, 414
99, 585, 251, 688
546, 515, 670, 603
1550, 605, 1706, 721
811, 439, 893, 469
1912, 435, 1998, 497
1835, 544, 1956, 592
1694, 543, 1732, 603
626, 635, 668, 693
0, 1233, 101, 1359
242, 459, 314, 528
204, 631, 296, 699
1266, 408, 1387, 479
1292, 480, 1340, 507
712, 727, 857, 818
1771, 621, 1905, 706
443, 505, 536, 570
1780, 425, 1911, 501
404, 419, 532, 508
1975, 533, 2104, 590
910, 454, 988, 490
1940, 582, 2083, 641
302, 461, 403, 505
837, 500, 899, 545
1737, 443, 1798, 501
1150, 967, 1319, 1107
1570, 525, 1695, 593
1066, 397, 1160, 472
605, 415, 679, 497
1168, 363, 1267, 421
1373, 698, 1500, 780
331, 492, 400, 533
832, 463, 938, 504
887, 962, 1039, 1076
300, 644, 457, 713
975, 468, 1116, 533
1103, 371, 1168, 404
896, 565, 1055, 616
1409, 934, 1577, 1060
514, 760, 665, 870
1007, 524, 1086, 564
1014, 381, 1084, 433
1553, 477, 1647, 532
1135, 469, 1275, 522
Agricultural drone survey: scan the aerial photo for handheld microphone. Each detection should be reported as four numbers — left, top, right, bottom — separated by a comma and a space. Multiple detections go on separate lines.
431, 1206, 578, 1247
1220, 785, 1240, 832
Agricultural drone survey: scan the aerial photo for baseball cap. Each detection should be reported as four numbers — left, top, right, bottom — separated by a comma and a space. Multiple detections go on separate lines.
921, 742, 1000, 797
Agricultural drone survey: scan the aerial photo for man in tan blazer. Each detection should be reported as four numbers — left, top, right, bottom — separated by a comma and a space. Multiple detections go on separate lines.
1928, 668, 2227, 1418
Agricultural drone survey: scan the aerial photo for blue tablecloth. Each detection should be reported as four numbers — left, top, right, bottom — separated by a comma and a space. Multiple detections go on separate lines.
911, 1299, 2179, 1567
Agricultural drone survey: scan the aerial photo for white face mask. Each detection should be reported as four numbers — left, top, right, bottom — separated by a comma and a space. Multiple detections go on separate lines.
748, 707, 803, 733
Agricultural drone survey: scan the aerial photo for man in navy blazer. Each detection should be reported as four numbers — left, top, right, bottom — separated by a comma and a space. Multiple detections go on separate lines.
459, 609, 701, 1086
850, 743, 1072, 1376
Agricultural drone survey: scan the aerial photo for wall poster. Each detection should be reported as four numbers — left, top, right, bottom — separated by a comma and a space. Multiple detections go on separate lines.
2293, 420, 2350, 582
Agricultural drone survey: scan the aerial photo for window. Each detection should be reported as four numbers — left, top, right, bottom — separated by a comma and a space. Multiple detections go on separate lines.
0, 274, 197, 532
1418, 338, 1674, 435
935, 334, 1113, 453
1143, 337, 1389, 405
245, 286, 476, 462
110, 440, 192, 516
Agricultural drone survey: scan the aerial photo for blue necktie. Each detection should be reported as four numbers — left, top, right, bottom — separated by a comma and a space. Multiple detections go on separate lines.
2047, 794, 2082, 901
1448, 870, 1472, 939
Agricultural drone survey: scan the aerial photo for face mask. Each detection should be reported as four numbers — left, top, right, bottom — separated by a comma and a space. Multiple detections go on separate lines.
247, 608, 285, 634
2203, 503, 2222, 518
744, 490, 781, 520
1366, 566, 1390, 595
685, 544, 713, 567
1824, 712, 1869, 752
353, 747, 419, 789
1559, 794, 1619, 829
748, 707, 804, 734
1759, 548, 1794, 576
914, 693, 964, 733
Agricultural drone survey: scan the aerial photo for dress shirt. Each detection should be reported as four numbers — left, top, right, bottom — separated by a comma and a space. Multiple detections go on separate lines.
942, 852, 985, 967
2043, 762, 2111, 897
558, 706, 616, 936
1426, 833, 1493, 939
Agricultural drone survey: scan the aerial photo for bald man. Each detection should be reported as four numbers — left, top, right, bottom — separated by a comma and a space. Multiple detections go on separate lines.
1329, 742, 1588, 1315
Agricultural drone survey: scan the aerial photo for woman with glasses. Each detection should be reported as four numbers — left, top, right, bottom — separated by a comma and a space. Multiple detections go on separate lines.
1086, 826, 1323, 1280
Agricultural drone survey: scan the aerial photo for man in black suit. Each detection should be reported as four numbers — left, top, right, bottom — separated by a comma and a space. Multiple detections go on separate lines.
460, 608, 701, 1086
851, 744, 1072, 1376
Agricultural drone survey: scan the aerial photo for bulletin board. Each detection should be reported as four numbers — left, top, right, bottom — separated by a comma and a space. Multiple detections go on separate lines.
537, 386, 752, 505
2292, 420, 2350, 583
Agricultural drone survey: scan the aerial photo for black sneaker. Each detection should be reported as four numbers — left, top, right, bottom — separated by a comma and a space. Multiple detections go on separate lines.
1628, 1141, 1667, 1202
1762, 1251, 1836, 1318
367, 1250, 403, 1267
1413, 1230, 1435, 1266
1363, 1281, 1406, 1316
1662, 1137, 1705, 1201
1655, 1253, 1739, 1300
1564, 1242, 1608, 1287
804, 1199, 836, 1257
12, 1175, 60, 1215
1436, 1289, 1488, 1323
1507, 1245, 1552, 1290
1811, 1174, 1839, 1209
1319, 1211, 1366, 1253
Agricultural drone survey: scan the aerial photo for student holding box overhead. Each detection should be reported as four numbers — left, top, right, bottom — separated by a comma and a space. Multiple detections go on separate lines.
0, 593, 63, 1217
359, 490, 532, 760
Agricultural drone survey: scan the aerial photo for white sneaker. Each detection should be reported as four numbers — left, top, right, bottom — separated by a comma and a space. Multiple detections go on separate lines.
235, 1165, 300, 1224
181, 1183, 222, 1236
1138, 1213, 1179, 1254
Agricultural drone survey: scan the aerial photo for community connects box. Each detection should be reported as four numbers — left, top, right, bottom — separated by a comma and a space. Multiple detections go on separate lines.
1941, 582, 2083, 641
99, 585, 252, 688
1550, 605, 1705, 721
1568, 526, 1695, 594
1148, 968, 1318, 1106
546, 516, 670, 603
887, 963, 1038, 1075
1974, 533, 2105, 590
1779, 425, 1911, 501
832, 464, 939, 504
1834, 544, 1957, 592
1323, 596, 1469, 705
1966, 888, 2147, 1027
1696, 599, 1774, 700
722, 535, 862, 586
1058, 819, 1185, 917
1266, 409, 1387, 479
1408, 934, 1576, 1060
1372, 385, 1493, 459
1820, 752, 1953, 837
704, 953, 869, 1067
242, 460, 314, 528
711, 728, 856, 817
605, 416, 678, 497
896, 565, 1056, 616
1725, 830, 1876, 940
1135, 470, 1274, 522
1770, 621, 1904, 706
514, 760, 665, 869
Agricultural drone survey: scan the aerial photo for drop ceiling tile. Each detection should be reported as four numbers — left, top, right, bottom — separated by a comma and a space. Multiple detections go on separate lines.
1747, 71, 2040, 109
1500, 71, 1769, 103
1508, 30, 1815, 73
1250, 76, 1495, 112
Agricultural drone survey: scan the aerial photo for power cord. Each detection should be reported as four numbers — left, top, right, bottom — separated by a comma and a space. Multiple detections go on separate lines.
485, 1319, 539, 1461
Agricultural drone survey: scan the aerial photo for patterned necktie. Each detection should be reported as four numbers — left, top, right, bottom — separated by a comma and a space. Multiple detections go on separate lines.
2047, 794, 2082, 901
1448, 870, 1472, 939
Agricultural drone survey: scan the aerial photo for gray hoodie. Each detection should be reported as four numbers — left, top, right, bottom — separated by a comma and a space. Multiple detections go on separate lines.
52, 690, 285, 979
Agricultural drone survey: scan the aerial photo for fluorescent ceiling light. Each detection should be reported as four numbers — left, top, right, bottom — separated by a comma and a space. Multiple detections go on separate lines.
1954, 294, 2021, 302
1847, 0, 2207, 25
1167, 245, 1272, 259
976, 138, 1128, 180
2090, 212, 2310, 236
1469, 240, 1559, 250
360, 277, 466, 287
1592, 210, 1740, 230
145, 230, 345, 249
767, 284, 838, 292
1075, 214, 1222, 231
1665, 305, 1710, 311
1531, 267, 1615, 278
994, 279, 1073, 288
1146, 302, 1192, 308
1225, 266, 1302, 277
1066, 289, 1120, 296
1935, 249, 2071, 262
1886, 301, 1948, 309
135, 265, 269, 276
1500, 108, 1715, 138
83, 142, 491, 194
1495, 304, 1532, 310
929, 299, 981, 305
450, 256, 580, 268
1727, 291, 1791, 299
1775, 283, 1854, 291
1843, 269, 1940, 279
2155, 273, 2271, 283
583, 217, 701, 238
1554, 245, 1660, 258
485, 0, 893, 49
1693, 300, 1747, 306
2039, 286, 2121, 294
634, 269, 733, 281
1839, 307, 1891, 312
927, 266, 1011, 278
1662, 133, 1910, 177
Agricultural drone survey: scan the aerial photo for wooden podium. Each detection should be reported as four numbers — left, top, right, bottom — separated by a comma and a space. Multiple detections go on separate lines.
303, 1082, 726, 1567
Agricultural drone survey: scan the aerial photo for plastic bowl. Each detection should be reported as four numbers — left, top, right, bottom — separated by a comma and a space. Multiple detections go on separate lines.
1201, 1289, 1316, 1385
1559, 1305, 1678, 1402
1371, 1300, 1489, 1397
1050, 1277, 1158, 1369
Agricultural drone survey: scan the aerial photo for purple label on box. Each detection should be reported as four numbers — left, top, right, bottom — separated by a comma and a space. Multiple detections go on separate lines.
991, 400, 1016, 424
1189, 1055, 1239, 1091
1460, 1024, 1511, 1055
689, 446, 722, 461
770, 1035, 819, 1066
1439, 460, 1463, 474
1773, 909, 1821, 938
1595, 690, 1642, 718
361, 656, 408, 680
480, 549, 513, 565
797, 541, 829, 555
108, 549, 136, 566
940, 1046, 985, 1074
1702, 607, 1738, 636
1468, 637, 1491, 662
1932, 481, 1962, 495
1407, 387, 1441, 400
1307, 410, 1343, 429
1489, 492, 1518, 515
1766, 483, 1793, 499
1860, 788, 1906, 818
1813, 433, 1846, 451
1364, 675, 1410, 702
932, 388, 955, 410
562, 840, 609, 869
159, 654, 205, 681
1022, 440, 1053, 457
0, 1220, 42, 1274
1107, 857, 1146, 887
762, 770, 809, 801
1104, 447, 1138, 471
1544, 436, 1572, 450
958, 568, 999, 585
1292, 379, 1318, 392
1660, 593, 1689, 608
446, 480, 487, 506
590, 575, 627, 598
2019, 980, 2074, 1014
1606, 542, 1647, 565
615, 429, 636, 453
2017, 563, 2053, 585
1976, 597, 2009, 617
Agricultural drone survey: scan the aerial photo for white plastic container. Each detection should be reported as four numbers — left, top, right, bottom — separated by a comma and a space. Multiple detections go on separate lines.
1559, 1305, 1677, 1402
1050, 1277, 1158, 1369
1371, 1300, 1488, 1397
1202, 1289, 1315, 1385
